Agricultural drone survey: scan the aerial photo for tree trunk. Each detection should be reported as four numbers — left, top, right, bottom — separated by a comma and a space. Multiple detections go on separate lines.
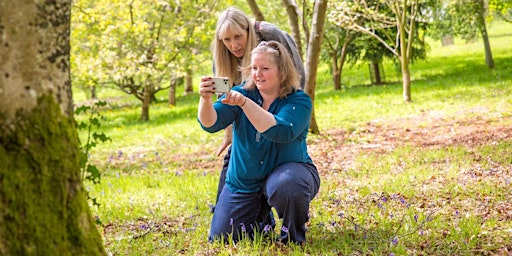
477, 6, 495, 69
281, 0, 304, 58
401, 61, 412, 102
141, 83, 152, 121
370, 61, 383, 85
90, 85, 97, 99
305, 0, 328, 135
184, 68, 194, 95
0, 0, 106, 255
169, 79, 177, 106
331, 51, 341, 90
246, 0, 265, 21
398, 0, 412, 102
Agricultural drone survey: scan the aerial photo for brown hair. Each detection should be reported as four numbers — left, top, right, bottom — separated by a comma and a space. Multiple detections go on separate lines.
242, 41, 300, 99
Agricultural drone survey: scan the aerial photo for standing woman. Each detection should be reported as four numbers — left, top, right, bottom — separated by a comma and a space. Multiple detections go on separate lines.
201, 6, 306, 215
198, 41, 320, 244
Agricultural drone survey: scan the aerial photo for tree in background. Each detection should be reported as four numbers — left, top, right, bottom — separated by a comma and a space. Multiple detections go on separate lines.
329, 0, 433, 102
71, 0, 216, 121
430, 0, 512, 69
0, 0, 106, 254
321, 23, 356, 90
305, 0, 329, 134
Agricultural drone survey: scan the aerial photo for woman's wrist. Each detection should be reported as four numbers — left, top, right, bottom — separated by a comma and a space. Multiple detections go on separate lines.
240, 97, 247, 107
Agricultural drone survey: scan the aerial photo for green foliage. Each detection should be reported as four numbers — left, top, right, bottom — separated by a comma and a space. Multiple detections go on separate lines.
70, 0, 219, 117
76, 101, 111, 207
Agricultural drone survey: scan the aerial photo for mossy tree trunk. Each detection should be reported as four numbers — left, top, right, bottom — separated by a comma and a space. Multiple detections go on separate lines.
0, 0, 106, 255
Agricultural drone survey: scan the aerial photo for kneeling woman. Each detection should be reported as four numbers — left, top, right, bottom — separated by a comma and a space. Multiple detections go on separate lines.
198, 41, 320, 244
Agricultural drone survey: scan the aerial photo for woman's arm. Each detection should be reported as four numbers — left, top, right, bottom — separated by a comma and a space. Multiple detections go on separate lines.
221, 91, 276, 133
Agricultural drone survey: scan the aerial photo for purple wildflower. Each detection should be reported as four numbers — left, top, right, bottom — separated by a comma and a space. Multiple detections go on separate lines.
392, 237, 398, 245
240, 223, 246, 233
389, 253, 395, 256
263, 224, 272, 233
281, 226, 289, 233
229, 218, 233, 226
414, 214, 419, 222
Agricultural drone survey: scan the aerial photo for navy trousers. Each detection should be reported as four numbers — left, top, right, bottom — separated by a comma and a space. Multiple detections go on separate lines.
209, 162, 320, 244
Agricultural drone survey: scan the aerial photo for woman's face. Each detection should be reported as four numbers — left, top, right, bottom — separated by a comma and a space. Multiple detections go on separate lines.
220, 27, 248, 58
251, 52, 280, 93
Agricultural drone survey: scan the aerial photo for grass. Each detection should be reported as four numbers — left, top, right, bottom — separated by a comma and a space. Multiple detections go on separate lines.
76, 20, 512, 255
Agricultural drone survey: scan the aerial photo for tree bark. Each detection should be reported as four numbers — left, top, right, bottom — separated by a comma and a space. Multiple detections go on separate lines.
281, 0, 304, 58
305, 0, 328, 134
184, 68, 194, 95
477, 0, 495, 69
370, 61, 383, 85
142, 83, 152, 121
246, 0, 265, 21
0, 0, 106, 255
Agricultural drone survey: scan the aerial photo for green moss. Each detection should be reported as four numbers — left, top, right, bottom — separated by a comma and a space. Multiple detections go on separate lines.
0, 96, 106, 255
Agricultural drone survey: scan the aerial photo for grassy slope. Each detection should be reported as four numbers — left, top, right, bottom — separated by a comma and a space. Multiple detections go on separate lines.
75, 20, 512, 255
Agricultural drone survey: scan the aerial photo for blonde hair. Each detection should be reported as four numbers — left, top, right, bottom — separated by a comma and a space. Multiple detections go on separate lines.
242, 41, 300, 99
213, 7, 258, 85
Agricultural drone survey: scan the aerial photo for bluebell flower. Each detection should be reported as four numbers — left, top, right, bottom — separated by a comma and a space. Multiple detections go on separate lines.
281, 226, 289, 233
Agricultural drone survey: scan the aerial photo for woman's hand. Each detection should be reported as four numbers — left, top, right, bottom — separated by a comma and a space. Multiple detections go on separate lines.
221, 90, 246, 107
199, 76, 216, 100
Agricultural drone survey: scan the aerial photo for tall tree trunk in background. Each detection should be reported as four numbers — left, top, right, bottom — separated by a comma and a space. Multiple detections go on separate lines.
184, 68, 194, 95
370, 61, 383, 85
326, 32, 353, 90
90, 85, 97, 99
169, 78, 177, 106
0, 0, 106, 255
305, 0, 328, 134
246, 0, 265, 21
142, 83, 152, 121
477, 0, 495, 69
281, 0, 304, 58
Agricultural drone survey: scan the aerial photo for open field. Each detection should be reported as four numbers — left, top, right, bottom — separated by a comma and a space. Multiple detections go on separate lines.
75, 20, 512, 255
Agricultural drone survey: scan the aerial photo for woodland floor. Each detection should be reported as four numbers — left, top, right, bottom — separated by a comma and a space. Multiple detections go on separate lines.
307, 109, 512, 174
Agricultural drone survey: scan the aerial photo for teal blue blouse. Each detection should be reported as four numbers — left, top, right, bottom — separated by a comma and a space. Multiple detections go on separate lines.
200, 84, 314, 193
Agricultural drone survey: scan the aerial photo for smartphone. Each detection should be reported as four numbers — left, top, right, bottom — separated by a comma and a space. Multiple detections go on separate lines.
211, 77, 231, 93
